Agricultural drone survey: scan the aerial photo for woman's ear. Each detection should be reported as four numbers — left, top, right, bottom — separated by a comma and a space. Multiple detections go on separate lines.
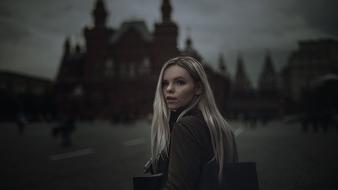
194, 82, 202, 95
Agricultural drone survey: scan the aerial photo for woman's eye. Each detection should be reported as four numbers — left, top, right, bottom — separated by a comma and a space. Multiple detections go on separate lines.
175, 80, 186, 86
162, 81, 168, 86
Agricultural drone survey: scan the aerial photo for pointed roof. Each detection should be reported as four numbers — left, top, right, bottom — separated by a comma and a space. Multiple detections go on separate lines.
258, 51, 278, 94
233, 54, 253, 92
262, 51, 276, 75
258, 51, 277, 81
161, 0, 172, 23
235, 55, 245, 79
181, 33, 202, 62
110, 20, 152, 43
218, 53, 227, 75
92, 0, 108, 27
63, 37, 71, 54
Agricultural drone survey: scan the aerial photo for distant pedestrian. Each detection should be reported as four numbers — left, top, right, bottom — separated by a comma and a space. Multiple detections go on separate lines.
52, 117, 76, 147
16, 112, 27, 135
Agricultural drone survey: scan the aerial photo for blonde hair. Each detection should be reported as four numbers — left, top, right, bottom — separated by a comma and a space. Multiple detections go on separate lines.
151, 56, 237, 180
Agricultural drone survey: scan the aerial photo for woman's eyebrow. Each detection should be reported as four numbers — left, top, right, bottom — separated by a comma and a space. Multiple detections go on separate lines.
162, 76, 186, 81
173, 76, 186, 80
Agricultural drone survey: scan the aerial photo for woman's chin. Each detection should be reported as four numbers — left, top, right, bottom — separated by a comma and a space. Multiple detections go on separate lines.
168, 105, 179, 111
168, 107, 176, 111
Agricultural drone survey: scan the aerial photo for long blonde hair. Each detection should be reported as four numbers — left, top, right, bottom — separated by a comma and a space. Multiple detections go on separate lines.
151, 56, 237, 179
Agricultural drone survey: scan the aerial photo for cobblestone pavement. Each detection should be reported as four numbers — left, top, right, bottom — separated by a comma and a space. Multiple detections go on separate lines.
1, 120, 337, 190
237, 121, 338, 190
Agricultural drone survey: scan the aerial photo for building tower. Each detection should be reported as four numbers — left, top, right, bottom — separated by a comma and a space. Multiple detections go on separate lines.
181, 28, 202, 61
56, 38, 71, 81
218, 53, 228, 77
161, 0, 172, 23
83, 0, 114, 81
232, 54, 253, 95
152, 0, 179, 73
258, 51, 278, 96
92, 0, 108, 28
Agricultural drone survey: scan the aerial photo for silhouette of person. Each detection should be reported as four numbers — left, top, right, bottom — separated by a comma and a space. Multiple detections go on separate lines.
52, 116, 76, 147
16, 112, 27, 135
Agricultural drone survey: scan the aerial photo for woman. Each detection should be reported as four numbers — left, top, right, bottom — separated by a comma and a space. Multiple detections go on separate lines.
149, 56, 238, 189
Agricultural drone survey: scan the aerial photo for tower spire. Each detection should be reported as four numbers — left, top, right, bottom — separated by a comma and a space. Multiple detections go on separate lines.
64, 38, 71, 55
218, 53, 227, 75
263, 51, 275, 75
234, 54, 253, 92
161, 0, 172, 23
92, 0, 108, 27
258, 50, 278, 95
185, 27, 192, 48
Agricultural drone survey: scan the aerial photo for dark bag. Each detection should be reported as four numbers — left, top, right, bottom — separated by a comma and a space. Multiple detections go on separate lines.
198, 161, 259, 190
133, 161, 259, 190
133, 173, 164, 190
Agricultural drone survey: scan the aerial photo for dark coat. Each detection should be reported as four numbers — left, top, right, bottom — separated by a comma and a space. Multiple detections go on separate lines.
153, 108, 238, 190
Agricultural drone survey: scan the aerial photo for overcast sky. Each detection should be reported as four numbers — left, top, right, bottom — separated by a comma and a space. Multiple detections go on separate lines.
0, 0, 337, 86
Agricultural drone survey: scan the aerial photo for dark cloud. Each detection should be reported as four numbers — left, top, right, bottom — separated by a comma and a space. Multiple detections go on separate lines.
0, 0, 337, 82
0, 19, 32, 43
297, 0, 338, 36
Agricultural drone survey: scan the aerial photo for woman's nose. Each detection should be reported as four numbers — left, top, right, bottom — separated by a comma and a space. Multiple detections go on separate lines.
166, 83, 174, 93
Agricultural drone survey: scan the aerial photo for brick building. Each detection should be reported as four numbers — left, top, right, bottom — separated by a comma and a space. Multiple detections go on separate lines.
56, 0, 230, 121
281, 39, 338, 113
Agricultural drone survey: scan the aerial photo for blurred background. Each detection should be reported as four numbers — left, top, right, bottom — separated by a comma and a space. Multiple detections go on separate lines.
1, 0, 338, 189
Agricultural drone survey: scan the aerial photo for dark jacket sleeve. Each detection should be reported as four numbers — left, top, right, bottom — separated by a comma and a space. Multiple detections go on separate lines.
163, 116, 211, 190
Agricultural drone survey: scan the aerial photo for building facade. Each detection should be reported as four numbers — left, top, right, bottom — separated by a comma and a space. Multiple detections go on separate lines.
281, 39, 338, 113
56, 0, 230, 121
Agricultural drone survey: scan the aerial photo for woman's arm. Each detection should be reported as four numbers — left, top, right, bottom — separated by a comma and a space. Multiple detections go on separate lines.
163, 116, 210, 190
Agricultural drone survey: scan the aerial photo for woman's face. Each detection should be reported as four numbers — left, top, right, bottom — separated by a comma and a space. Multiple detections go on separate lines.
162, 65, 199, 111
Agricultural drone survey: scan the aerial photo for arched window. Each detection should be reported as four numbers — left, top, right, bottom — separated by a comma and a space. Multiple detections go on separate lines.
130, 63, 136, 78
140, 57, 150, 75
120, 63, 128, 78
72, 85, 83, 97
105, 59, 115, 77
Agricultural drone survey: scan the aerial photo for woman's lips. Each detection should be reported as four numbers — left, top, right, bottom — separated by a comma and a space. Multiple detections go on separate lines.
166, 97, 177, 103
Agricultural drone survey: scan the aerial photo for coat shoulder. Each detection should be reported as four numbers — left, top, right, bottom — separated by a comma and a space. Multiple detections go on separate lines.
175, 109, 210, 145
